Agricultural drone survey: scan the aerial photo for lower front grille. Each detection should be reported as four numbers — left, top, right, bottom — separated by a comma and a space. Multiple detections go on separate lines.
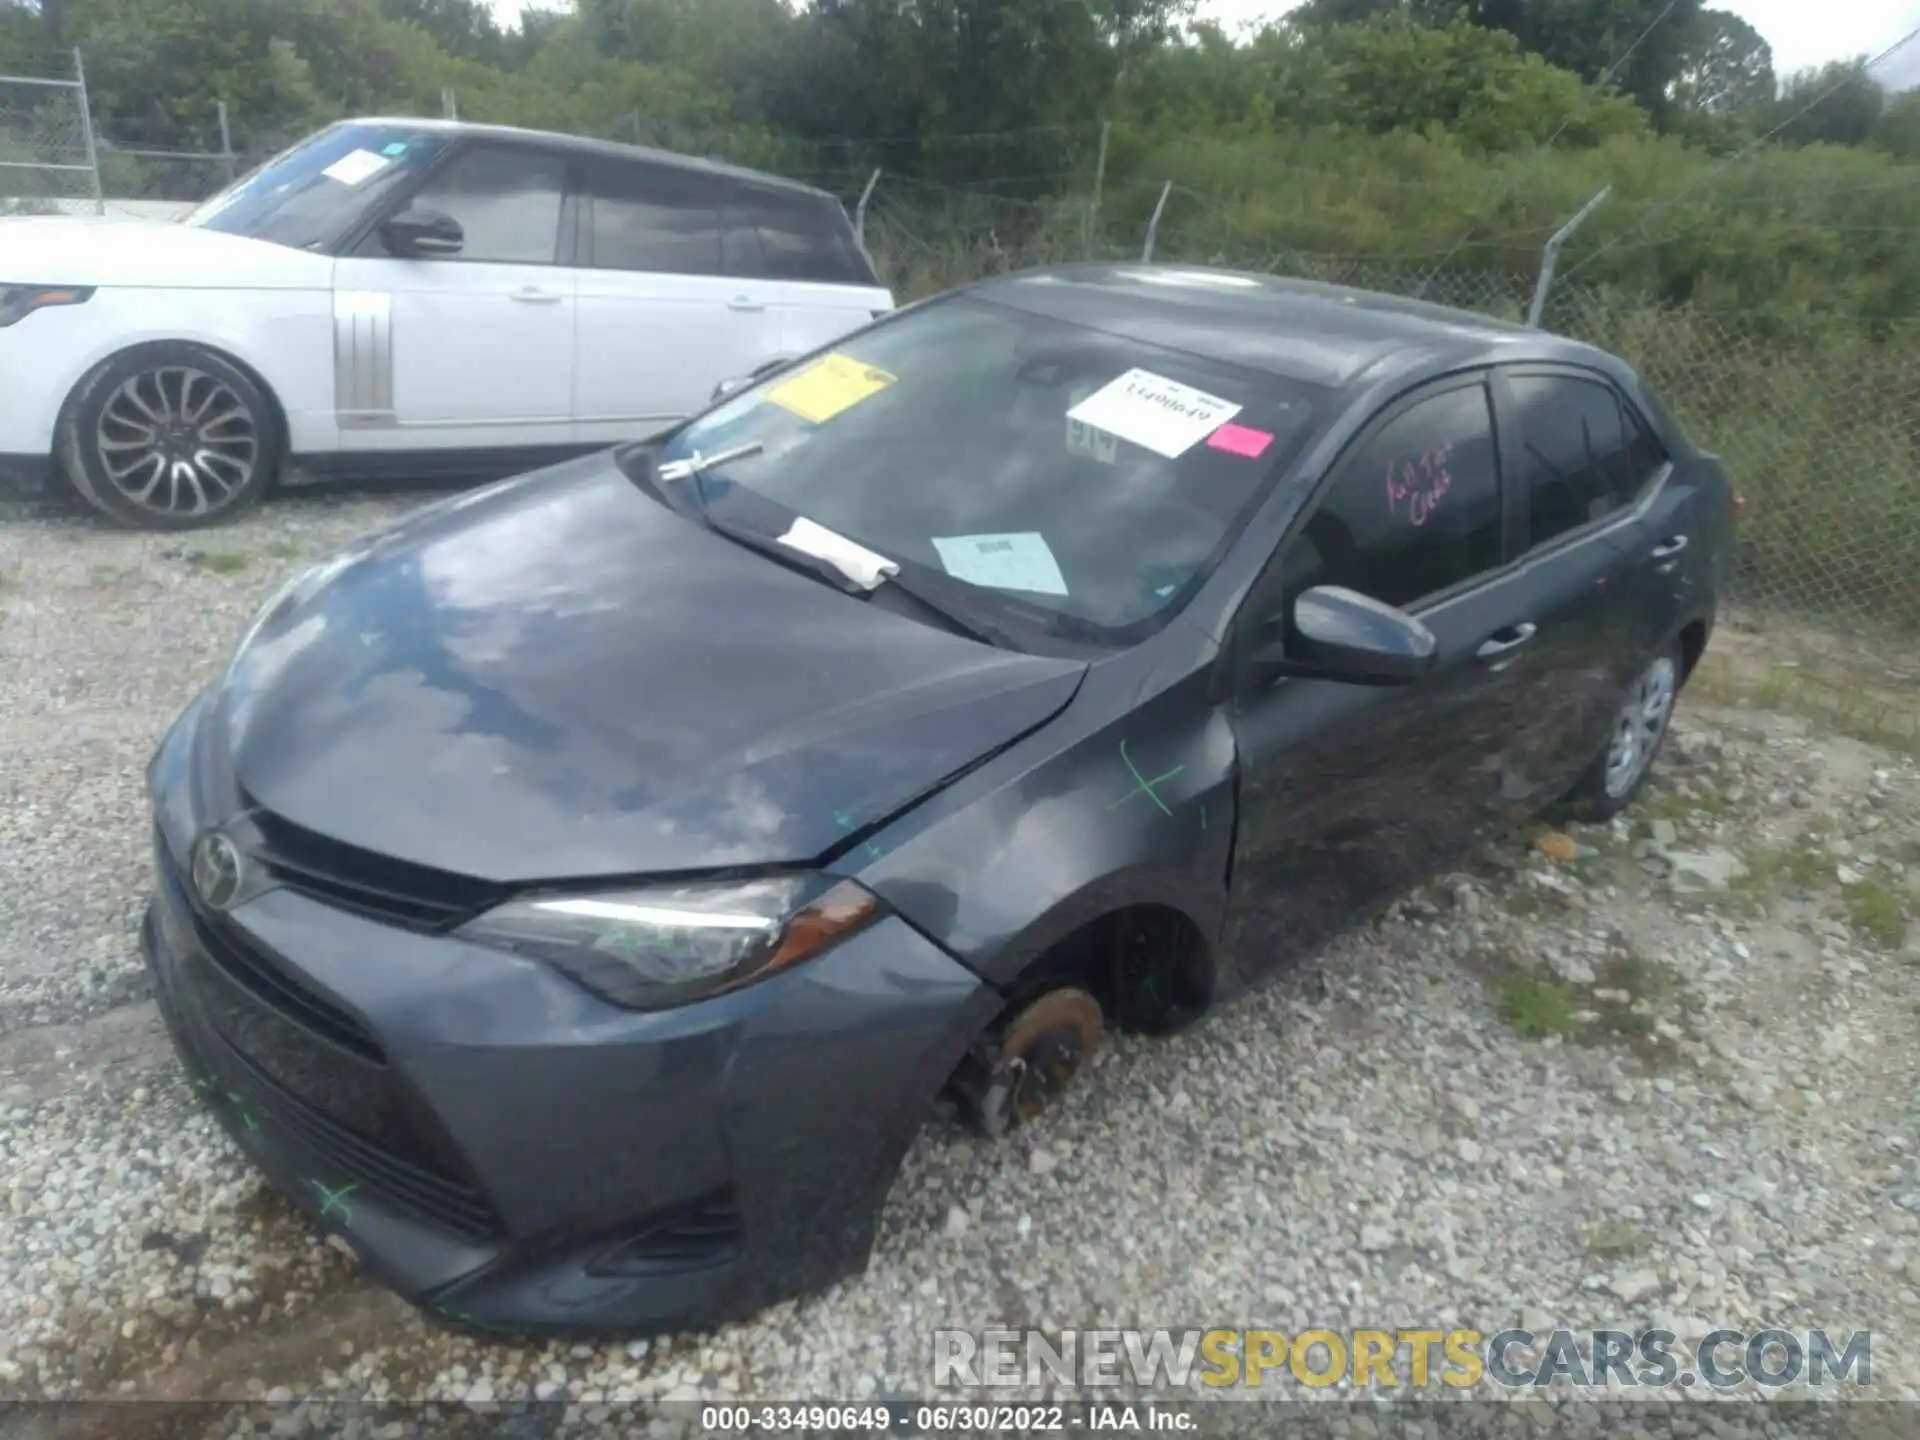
213, 1029, 500, 1242
153, 828, 500, 1242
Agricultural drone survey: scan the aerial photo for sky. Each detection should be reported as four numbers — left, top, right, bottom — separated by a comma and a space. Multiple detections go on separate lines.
486, 0, 1920, 87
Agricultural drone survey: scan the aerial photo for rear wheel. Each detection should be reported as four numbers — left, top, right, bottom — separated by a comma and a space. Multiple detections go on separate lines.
58, 344, 280, 530
1568, 642, 1681, 821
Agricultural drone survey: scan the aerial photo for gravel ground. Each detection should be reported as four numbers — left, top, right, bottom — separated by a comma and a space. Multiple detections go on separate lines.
2, 488, 1918, 1414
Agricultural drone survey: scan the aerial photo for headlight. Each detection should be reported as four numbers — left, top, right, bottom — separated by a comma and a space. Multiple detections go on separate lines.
0, 284, 94, 327
457, 875, 882, 1010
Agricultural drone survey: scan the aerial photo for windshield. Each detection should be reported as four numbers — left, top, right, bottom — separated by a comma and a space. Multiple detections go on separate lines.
657, 296, 1324, 645
184, 122, 452, 251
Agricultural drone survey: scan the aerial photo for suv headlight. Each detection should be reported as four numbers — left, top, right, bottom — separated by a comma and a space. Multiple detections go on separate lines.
458, 875, 881, 1010
0, 284, 93, 327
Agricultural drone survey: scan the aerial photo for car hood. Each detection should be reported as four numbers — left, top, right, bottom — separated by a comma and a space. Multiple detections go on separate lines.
0, 215, 330, 290
215, 455, 1087, 883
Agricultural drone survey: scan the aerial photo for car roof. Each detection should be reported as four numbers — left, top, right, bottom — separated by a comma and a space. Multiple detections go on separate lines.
342, 117, 842, 205
966, 263, 1624, 392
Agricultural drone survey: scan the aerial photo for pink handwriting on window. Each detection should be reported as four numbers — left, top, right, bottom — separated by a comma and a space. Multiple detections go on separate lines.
1385, 441, 1457, 527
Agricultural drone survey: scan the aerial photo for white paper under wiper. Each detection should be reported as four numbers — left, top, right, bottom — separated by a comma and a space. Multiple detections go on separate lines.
777, 517, 899, 592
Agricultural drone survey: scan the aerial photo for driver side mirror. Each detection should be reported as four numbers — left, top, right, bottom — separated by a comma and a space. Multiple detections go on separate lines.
1249, 585, 1438, 686
379, 208, 463, 258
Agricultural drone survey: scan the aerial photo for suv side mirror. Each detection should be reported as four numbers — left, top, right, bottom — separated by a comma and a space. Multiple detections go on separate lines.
379, 208, 463, 258
1250, 585, 1438, 686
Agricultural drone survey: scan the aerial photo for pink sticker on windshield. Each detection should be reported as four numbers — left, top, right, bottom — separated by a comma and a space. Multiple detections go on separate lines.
1206, 423, 1274, 459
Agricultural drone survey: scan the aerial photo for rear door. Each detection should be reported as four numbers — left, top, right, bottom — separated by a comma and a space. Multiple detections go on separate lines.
571, 159, 777, 446
1490, 367, 1675, 795
722, 186, 893, 358
1224, 375, 1542, 979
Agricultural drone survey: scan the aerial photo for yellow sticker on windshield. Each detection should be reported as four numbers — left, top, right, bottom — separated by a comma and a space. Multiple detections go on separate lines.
765, 353, 896, 425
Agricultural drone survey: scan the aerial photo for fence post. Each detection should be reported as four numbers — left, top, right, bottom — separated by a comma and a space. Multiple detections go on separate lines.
441, 86, 459, 121
71, 48, 104, 216
1141, 180, 1172, 264
1527, 184, 1611, 329
853, 167, 882, 266
1085, 119, 1110, 260
217, 100, 235, 183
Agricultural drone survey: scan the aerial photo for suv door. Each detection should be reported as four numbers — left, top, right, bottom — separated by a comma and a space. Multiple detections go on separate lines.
1223, 377, 1542, 980
333, 141, 576, 451
722, 185, 892, 358
572, 159, 778, 444
1491, 367, 1674, 794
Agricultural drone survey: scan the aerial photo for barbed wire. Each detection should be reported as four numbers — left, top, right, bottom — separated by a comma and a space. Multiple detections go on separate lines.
1556, 20, 1920, 285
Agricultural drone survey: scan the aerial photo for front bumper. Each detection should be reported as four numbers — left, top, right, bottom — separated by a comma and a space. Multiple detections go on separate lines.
145, 699, 998, 1335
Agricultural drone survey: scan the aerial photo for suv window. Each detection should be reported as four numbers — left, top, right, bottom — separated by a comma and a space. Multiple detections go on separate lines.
725, 188, 872, 285
400, 145, 565, 264
1508, 373, 1664, 547
586, 161, 725, 275
1281, 384, 1503, 611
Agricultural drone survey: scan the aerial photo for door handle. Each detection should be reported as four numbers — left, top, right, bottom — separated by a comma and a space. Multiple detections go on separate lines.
1475, 622, 1538, 670
728, 296, 767, 313
511, 287, 563, 305
1651, 534, 1689, 571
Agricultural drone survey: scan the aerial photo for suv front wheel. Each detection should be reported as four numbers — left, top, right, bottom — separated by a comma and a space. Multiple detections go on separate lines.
58, 343, 281, 530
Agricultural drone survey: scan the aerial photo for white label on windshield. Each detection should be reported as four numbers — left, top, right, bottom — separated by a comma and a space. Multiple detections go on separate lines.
321, 149, 393, 187
932, 533, 1068, 596
778, 517, 898, 591
1066, 368, 1241, 460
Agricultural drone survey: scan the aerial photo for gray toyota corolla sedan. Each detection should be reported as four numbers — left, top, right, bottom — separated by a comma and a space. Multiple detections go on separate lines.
144, 264, 1732, 1335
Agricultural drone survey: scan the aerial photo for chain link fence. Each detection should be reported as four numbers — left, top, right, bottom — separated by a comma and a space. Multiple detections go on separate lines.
0, 56, 101, 215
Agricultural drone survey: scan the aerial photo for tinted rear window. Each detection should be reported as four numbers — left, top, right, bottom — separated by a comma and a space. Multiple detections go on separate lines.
584, 161, 725, 275
725, 188, 876, 287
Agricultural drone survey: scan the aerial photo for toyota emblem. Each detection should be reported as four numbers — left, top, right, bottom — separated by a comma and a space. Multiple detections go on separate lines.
189, 830, 245, 912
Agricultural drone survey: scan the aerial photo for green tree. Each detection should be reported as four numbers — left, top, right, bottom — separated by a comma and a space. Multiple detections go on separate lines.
1768, 59, 1886, 147
1293, 0, 1706, 117
1872, 87, 1920, 158
377, 0, 505, 66
1669, 7, 1773, 113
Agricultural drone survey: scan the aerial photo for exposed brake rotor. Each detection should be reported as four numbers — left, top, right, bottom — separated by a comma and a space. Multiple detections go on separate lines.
971, 987, 1105, 1139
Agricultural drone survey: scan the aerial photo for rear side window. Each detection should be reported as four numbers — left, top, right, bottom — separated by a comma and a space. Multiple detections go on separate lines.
1508, 374, 1664, 548
725, 188, 874, 286
585, 161, 725, 275
1281, 384, 1503, 610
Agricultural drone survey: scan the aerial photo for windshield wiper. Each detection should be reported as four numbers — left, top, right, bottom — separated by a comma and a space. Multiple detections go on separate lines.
874, 568, 1024, 649
657, 441, 764, 483
620, 441, 1016, 647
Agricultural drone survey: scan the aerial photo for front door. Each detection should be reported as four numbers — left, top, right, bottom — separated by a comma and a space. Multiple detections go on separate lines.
332, 142, 575, 455
1222, 377, 1541, 986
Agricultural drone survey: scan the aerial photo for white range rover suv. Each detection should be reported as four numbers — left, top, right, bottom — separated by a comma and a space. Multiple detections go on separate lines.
0, 118, 895, 529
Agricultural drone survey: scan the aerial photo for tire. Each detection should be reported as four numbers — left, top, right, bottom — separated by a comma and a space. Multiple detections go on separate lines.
1567, 640, 1682, 822
57, 343, 281, 530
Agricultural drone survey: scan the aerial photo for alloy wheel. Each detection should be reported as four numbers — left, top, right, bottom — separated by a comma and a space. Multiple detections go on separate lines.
94, 365, 260, 521
1604, 654, 1677, 799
